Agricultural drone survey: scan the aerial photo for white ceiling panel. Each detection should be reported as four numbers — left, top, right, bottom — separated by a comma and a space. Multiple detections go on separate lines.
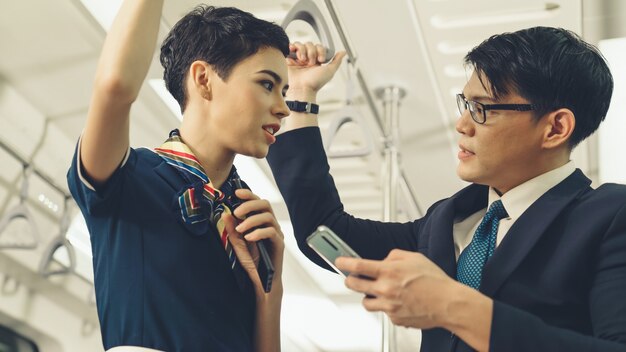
9, 58, 98, 119
0, 0, 102, 74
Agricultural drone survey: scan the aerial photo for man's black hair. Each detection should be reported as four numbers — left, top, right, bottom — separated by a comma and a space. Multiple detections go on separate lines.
465, 26, 613, 147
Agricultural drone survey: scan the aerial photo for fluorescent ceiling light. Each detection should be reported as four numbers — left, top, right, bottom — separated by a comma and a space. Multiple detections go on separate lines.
252, 9, 288, 23
443, 64, 466, 78
79, 0, 123, 31
79, 0, 183, 122
431, 5, 558, 29
38, 193, 59, 213
598, 38, 626, 184
437, 41, 474, 55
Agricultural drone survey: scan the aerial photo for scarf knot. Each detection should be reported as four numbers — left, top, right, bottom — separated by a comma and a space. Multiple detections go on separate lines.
155, 129, 241, 234
155, 129, 253, 291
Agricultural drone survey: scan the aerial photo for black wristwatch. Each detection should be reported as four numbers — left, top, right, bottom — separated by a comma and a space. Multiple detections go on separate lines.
286, 100, 319, 114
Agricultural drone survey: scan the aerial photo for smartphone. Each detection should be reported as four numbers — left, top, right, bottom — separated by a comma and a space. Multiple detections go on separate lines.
231, 179, 275, 293
306, 225, 361, 277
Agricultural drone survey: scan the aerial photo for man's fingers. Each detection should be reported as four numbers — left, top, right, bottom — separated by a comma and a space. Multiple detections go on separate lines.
344, 274, 376, 295
335, 257, 381, 278
326, 51, 347, 73
361, 296, 391, 313
290, 41, 307, 62
304, 42, 317, 65
315, 44, 327, 63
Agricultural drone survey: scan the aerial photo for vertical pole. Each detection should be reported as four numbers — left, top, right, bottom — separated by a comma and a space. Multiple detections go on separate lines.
375, 86, 406, 352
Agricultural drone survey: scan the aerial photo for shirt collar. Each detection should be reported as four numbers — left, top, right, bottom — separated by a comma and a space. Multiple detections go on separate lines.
487, 161, 576, 221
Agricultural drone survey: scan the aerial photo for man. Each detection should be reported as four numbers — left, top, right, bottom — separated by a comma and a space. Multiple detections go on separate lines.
270, 26, 626, 351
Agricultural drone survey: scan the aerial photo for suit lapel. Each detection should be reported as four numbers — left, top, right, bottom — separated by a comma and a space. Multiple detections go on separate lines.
480, 169, 591, 296
428, 184, 488, 278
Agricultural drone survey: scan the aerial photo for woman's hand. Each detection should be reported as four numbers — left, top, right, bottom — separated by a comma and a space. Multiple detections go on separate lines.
222, 189, 285, 298
223, 189, 284, 351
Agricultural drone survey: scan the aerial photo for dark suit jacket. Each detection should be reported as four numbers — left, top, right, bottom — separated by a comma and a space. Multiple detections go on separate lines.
267, 127, 626, 352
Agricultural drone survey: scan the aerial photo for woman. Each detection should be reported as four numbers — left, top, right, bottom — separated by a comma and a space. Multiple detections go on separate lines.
67, 1, 341, 350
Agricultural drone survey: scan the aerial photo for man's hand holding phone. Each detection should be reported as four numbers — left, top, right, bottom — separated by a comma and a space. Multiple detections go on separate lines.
306, 226, 375, 298
335, 249, 467, 332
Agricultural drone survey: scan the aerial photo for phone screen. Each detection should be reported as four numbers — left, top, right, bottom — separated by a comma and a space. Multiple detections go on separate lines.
306, 225, 361, 277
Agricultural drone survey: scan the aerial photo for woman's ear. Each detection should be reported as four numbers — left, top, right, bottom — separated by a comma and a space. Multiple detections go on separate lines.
189, 61, 212, 100
542, 108, 575, 149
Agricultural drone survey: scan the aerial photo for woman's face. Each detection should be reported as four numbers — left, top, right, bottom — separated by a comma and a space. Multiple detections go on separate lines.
208, 47, 290, 159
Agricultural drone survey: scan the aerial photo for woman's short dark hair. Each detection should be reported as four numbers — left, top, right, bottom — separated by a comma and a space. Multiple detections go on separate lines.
465, 26, 613, 148
160, 6, 290, 113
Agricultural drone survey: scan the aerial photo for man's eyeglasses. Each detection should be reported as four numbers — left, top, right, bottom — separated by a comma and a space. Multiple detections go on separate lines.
456, 94, 535, 124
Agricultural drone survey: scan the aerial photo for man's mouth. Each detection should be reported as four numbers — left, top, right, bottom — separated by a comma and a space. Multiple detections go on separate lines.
458, 144, 475, 160
459, 144, 474, 154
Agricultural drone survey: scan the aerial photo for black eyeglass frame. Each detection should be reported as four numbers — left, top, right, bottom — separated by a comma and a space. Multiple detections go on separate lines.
456, 94, 535, 124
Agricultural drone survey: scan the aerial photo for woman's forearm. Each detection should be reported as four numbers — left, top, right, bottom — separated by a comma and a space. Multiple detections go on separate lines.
253, 282, 283, 352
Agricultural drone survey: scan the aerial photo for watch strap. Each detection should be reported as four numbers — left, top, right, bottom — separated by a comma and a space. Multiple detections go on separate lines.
286, 100, 319, 114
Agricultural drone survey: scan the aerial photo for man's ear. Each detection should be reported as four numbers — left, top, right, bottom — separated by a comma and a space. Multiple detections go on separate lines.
542, 108, 575, 149
189, 60, 212, 100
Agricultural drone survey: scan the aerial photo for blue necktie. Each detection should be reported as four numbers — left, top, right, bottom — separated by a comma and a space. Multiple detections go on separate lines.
457, 200, 508, 289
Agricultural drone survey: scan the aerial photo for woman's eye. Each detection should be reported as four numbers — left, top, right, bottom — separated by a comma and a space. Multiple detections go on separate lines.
261, 81, 274, 91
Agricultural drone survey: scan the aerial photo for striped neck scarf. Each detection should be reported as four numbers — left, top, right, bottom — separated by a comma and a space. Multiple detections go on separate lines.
155, 129, 248, 289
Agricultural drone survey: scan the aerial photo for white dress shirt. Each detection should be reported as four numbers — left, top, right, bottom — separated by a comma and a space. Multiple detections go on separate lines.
453, 161, 576, 260
108, 347, 163, 352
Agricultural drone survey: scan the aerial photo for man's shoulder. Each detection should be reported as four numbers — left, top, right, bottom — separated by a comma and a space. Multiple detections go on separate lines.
564, 182, 626, 221
587, 182, 626, 205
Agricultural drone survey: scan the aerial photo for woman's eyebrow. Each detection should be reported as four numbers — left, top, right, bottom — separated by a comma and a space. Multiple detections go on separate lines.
256, 70, 284, 84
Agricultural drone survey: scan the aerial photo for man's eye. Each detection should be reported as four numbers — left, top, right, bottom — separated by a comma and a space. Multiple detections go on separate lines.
260, 81, 274, 91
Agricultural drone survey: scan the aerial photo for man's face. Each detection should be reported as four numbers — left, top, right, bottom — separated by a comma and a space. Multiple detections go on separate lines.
456, 71, 547, 193
208, 47, 290, 159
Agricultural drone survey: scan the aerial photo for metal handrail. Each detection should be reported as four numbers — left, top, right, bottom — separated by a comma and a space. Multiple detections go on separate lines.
0, 166, 40, 249
38, 197, 77, 277
282, 0, 335, 62
322, 0, 422, 217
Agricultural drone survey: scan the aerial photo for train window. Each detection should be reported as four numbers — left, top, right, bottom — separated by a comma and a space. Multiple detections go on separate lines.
0, 325, 38, 352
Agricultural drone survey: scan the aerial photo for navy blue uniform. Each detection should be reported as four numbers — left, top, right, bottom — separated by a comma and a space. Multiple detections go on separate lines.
68, 145, 255, 351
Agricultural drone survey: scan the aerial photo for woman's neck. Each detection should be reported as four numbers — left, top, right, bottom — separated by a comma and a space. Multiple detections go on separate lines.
178, 121, 234, 189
